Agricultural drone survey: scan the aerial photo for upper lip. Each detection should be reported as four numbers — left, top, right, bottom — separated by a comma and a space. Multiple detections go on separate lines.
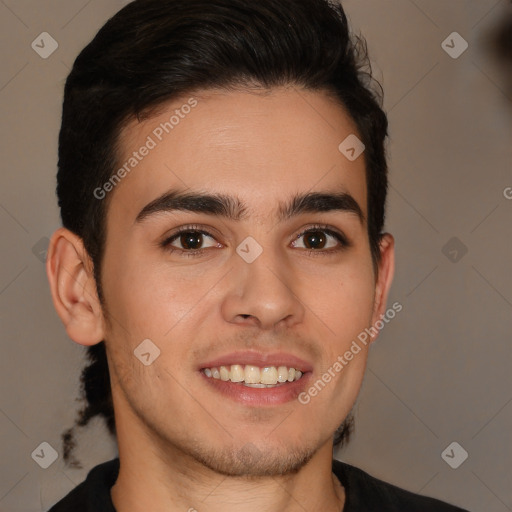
199, 350, 312, 373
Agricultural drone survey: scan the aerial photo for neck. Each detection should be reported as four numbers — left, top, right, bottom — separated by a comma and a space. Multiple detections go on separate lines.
111, 432, 345, 512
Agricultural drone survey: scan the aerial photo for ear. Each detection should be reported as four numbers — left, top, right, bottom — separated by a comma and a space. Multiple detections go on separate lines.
46, 227, 105, 346
369, 233, 395, 342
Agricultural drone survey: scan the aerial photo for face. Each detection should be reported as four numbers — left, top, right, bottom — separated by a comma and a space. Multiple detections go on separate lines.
97, 87, 393, 477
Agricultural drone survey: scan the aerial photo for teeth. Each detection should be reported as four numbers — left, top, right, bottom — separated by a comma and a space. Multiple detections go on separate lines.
277, 366, 288, 383
219, 366, 229, 381
244, 365, 261, 384
261, 366, 278, 385
202, 364, 305, 385
230, 364, 244, 382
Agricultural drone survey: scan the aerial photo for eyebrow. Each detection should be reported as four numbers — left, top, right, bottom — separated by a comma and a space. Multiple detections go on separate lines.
135, 188, 365, 225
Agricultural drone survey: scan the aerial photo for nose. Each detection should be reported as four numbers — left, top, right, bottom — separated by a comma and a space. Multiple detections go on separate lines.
220, 246, 305, 330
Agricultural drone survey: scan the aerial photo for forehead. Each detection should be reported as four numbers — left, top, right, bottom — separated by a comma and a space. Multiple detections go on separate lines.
110, 87, 367, 223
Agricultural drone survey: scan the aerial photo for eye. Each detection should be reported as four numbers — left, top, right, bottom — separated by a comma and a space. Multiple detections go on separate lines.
161, 226, 221, 256
160, 224, 350, 258
291, 226, 349, 252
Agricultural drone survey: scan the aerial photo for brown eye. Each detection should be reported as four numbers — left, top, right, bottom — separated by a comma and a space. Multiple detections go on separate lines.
162, 228, 219, 254
302, 230, 327, 249
178, 232, 204, 250
292, 227, 347, 252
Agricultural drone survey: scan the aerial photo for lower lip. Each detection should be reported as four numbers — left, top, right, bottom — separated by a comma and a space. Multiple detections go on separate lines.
200, 371, 311, 406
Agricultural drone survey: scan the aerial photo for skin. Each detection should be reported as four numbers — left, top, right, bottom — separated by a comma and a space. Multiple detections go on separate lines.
47, 86, 394, 512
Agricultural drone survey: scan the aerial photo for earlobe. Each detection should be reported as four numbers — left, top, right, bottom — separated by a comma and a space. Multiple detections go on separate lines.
370, 233, 395, 340
46, 228, 105, 346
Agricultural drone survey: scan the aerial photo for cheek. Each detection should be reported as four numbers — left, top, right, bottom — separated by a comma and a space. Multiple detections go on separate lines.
103, 245, 376, 345
311, 261, 376, 342
304, 256, 375, 416
102, 251, 208, 337
298, 266, 374, 425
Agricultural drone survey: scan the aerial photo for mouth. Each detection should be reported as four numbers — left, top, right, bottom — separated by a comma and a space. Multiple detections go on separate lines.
202, 364, 304, 388
198, 352, 312, 406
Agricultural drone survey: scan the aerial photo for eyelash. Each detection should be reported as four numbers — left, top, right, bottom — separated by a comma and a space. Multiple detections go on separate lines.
160, 223, 350, 258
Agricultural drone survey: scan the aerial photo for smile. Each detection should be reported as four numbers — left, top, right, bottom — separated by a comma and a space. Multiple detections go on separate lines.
202, 364, 304, 387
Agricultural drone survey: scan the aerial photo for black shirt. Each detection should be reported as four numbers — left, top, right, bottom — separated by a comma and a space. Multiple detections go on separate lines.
49, 458, 469, 511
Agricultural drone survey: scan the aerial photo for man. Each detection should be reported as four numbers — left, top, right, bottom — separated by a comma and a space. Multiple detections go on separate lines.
46, 0, 469, 510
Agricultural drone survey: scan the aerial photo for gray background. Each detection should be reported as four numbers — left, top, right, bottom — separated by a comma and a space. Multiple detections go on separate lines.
1, 0, 511, 511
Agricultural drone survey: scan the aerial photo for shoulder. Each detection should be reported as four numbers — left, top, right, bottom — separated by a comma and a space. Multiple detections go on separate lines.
332, 459, 470, 512
48, 458, 119, 512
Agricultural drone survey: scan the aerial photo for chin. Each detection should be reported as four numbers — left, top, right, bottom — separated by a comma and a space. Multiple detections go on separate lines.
183, 438, 319, 477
